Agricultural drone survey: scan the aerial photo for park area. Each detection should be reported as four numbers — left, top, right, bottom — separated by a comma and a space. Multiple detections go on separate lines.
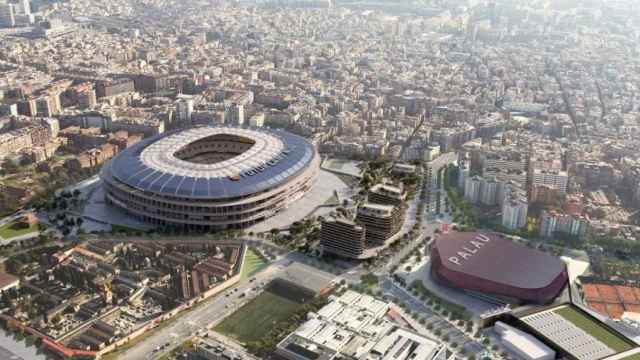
0, 221, 38, 239
214, 279, 315, 343
240, 249, 267, 280
554, 306, 634, 353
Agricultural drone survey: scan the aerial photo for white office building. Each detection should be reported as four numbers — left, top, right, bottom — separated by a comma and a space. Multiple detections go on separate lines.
277, 290, 447, 360
531, 168, 568, 195
464, 175, 483, 204
502, 193, 528, 230
176, 96, 194, 125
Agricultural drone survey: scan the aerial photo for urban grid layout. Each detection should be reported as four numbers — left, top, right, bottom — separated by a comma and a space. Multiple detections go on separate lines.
0, 0, 639, 360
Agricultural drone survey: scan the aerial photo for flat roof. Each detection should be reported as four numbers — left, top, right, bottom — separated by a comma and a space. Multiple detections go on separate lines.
495, 322, 555, 359
520, 305, 636, 360
279, 291, 442, 360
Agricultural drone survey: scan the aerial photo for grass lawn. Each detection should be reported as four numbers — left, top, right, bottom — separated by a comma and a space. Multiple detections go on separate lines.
240, 249, 267, 280
554, 306, 633, 353
214, 290, 303, 343
0, 222, 38, 239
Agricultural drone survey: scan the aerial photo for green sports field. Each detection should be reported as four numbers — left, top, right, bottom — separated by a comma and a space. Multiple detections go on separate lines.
554, 306, 633, 353
214, 289, 303, 343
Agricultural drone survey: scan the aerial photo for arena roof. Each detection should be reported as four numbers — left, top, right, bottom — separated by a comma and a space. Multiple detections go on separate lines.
432, 232, 566, 291
103, 126, 317, 199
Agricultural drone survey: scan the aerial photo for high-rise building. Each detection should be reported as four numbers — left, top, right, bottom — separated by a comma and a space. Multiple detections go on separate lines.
480, 177, 499, 206
176, 96, 194, 125
464, 175, 482, 204
225, 102, 244, 126
35, 95, 60, 117
355, 203, 402, 247
531, 169, 568, 195
502, 194, 528, 230
77, 88, 97, 109
0, 103, 18, 117
539, 211, 559, 238
18, 0, 30, 15
368, 183, 406, 206
458, 161, 470, 189
320, 218, 366, 259
0, 3, 16, 28
539, 210, 588, 239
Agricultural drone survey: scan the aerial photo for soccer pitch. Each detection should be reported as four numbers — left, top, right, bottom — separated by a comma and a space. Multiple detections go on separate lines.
214, 279, 313, 343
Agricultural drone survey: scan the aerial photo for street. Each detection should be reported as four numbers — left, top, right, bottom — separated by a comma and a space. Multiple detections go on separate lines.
122, 253, 335, 360
115, 164, 480, 360
381, 277, 486, 358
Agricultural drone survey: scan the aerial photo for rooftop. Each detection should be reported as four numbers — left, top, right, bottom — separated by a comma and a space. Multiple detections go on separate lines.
277, 290, 443, 360
103, 126, 317, 199
433, 232, 566, 290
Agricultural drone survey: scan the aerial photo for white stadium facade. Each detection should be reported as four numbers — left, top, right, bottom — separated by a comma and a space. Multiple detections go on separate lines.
101, 126, 320, 231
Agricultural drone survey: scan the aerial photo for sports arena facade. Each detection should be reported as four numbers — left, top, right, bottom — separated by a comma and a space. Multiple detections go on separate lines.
430, 232, 568, 304
101, 126, 320, 231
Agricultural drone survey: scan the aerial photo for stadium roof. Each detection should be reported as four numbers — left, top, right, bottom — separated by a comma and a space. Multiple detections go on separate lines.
103, 126, 316, 199
433, 232, 566, 290
520, 305, 637, 360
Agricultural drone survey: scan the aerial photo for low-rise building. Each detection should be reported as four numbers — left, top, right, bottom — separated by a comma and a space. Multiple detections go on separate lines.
495, 321, 555, 360
276, 290, 446, 360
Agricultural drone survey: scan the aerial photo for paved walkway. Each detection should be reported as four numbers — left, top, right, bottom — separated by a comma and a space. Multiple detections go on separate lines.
81, 183, 152, 232
0, 333, 46, 360
247, 169, 348, 233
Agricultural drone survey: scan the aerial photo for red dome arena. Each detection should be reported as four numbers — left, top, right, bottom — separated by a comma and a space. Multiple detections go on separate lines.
430, 232, 568, 304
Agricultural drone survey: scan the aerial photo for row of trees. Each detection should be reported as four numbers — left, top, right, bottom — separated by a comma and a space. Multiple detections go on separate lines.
408, 279, 472, 322
395, 279, 508, 360
443, 166, 479, 229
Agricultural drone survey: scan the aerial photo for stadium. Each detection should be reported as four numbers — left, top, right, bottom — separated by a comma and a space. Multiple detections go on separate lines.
101, 126, 320, 231
430, 231, 568, 304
